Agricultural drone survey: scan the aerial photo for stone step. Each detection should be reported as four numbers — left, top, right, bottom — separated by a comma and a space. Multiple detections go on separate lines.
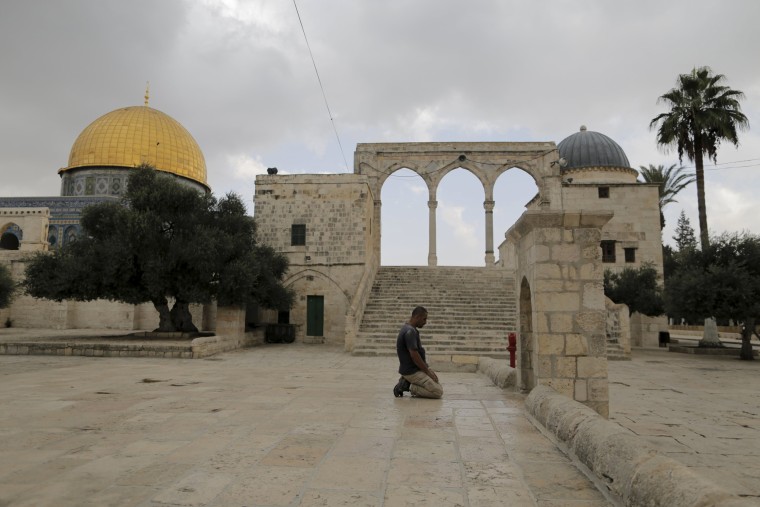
606, 340, 630, 360
354, 266, 518, 360
358, 321, 515, 329
357, 336, 509, 345
355, 345, 509, 356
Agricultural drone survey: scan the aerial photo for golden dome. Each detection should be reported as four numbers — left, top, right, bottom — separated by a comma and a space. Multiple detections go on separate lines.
61, 106, 208, 189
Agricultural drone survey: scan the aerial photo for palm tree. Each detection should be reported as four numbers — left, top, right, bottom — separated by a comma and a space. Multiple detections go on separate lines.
638, 163, 696, 229
650, 66, 749, 251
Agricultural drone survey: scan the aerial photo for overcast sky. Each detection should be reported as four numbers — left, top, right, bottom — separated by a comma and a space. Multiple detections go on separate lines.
1, 0, 758, 265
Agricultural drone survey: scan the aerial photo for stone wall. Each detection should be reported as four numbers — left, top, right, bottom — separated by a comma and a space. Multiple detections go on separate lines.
631, 313, 668, 348
508, 210, 613, 417
605, 297, 631, 354
0, 208, 50, 251
254, 174, 374, 266
284, 266, 362, 345
1, 253, 209, 331
559, 181, 662, 276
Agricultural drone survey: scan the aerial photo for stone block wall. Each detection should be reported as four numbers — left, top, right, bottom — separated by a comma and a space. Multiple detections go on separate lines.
560, 182, 662, 276
0, 208, 50, 251
254, 174, 376, 348
284, 265, 364, 345
1, 254, 208, 331
606, 297, 631, 354
254, 174, 374, 265
631, 312, 668, 348
508, 210, 612, 417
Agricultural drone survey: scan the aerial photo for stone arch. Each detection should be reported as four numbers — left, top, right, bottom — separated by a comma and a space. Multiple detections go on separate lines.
519, 276, 535, 391
380, 168, 428, 265
492, 167, 540, 263
370, 161, 427, 195
355, 142, 562, 266
436, 167, 486, 265
63, 226, 78, 247
284, 268, 346, 295
0, 223, 22, 250
284, 268, 351, 345
47, 225, 59, 248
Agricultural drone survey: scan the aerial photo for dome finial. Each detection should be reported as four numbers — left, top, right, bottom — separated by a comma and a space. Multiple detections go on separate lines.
144, 82, 150, 106
580, 125, 587, 132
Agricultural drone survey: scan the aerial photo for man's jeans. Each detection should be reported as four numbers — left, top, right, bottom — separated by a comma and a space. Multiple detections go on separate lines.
403, 371, 443, 399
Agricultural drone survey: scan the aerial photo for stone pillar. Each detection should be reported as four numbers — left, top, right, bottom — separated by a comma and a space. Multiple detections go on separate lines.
508, 210, 613, 417
215, 305, 245, 342
484, 200, 495, 266
427, 200, 438, 266
374, 199, 382, 260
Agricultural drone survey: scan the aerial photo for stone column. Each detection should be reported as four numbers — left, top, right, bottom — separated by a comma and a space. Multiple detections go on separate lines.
484, 200, 495, 266
374, 199, 382, 260
428, 200, 437, 266
508, 210, 613, 417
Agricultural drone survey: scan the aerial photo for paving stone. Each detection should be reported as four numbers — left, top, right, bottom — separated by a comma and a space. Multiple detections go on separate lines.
383, 484, 466, 507
300, 489, 380, 507
0, 343, 616, 506
609, 348, 760, 499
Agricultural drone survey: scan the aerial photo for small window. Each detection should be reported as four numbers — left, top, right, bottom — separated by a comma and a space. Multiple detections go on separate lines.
601, 240, 616, 263
277, 311, 290, 324
598, 186, 610, 198
624, 247, 636, 263
291, 224, 306, 246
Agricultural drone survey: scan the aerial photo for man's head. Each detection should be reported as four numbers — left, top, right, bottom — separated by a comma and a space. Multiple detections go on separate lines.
410, 306, 428, 328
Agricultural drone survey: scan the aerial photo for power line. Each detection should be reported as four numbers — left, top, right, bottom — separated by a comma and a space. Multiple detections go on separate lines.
670, 158, 760, 172
292, 0, 350, 172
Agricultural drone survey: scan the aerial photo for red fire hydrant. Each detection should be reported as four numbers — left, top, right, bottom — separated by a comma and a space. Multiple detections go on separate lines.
507, 332, 517, 368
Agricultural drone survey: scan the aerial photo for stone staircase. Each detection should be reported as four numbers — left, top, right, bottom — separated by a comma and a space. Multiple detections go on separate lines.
352, 267, 517, 368
605, 305, 632, 361
606, 338, 630, 360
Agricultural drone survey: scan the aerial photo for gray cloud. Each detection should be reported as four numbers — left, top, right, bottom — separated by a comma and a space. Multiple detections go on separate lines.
1, 0, 758, 259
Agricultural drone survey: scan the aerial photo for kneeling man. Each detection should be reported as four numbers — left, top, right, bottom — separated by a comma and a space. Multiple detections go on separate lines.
393, 306, 443, 399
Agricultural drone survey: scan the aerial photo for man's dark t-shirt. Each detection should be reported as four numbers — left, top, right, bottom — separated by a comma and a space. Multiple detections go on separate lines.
397, 323, 426, 375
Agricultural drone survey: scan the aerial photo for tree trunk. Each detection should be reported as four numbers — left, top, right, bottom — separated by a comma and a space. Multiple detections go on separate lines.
170, 299, 198, 333
698, 316, 723, 348
694, 141, 710, 251
152, 296, 175, 332
739, 317, 755, 361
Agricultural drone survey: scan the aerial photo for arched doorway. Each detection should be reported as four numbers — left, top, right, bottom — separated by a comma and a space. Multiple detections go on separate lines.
436, 168, 484, 266
0, 223, 22, 250
380, 168, 427, 266
493, 168, 539, 264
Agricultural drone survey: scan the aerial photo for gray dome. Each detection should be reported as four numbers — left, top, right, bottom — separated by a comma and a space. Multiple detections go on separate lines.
557, 126, 631, 170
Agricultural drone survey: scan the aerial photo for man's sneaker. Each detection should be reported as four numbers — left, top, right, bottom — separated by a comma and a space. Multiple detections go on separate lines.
393, 377, 410, 397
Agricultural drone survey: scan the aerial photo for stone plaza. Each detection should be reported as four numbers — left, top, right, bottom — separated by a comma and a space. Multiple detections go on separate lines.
0, 332, 758, 506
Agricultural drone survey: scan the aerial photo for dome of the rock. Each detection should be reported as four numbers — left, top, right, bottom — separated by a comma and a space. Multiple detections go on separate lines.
60, 105, 207, 190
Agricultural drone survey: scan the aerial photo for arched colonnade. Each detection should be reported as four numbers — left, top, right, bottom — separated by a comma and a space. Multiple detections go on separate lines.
354, 142, 564, 266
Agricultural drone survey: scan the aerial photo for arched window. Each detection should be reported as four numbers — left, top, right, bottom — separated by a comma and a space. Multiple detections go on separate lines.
48, 226, 59, 248
64, 226, 78, 246
0, 223, 22, 250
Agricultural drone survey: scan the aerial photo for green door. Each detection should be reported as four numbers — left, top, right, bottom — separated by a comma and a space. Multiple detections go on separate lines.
306, 295, 324, 336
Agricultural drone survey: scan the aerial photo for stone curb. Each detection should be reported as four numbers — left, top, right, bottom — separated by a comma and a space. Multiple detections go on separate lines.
525, 385, 760, 507
477, 356, 516, 388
